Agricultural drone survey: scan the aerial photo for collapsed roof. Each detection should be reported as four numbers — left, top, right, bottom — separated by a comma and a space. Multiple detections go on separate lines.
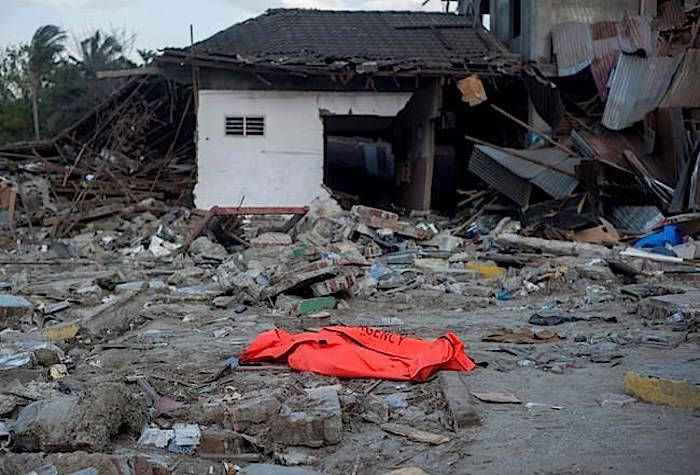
160, 9, 518, 76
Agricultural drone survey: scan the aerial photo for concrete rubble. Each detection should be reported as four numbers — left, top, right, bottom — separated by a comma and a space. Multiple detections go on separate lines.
0, 191, 697, 475
4, 0, 700, 461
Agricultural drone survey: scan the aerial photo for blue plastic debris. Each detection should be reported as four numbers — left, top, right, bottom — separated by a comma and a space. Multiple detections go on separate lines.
225, 356, 240, 370
495, 290, 510, 301
634, 224, 683, 249
0, 294, 32, 308
370, 264, 392, 280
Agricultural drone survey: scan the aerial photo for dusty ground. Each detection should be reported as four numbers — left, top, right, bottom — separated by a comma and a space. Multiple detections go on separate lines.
1, 250, 699, 475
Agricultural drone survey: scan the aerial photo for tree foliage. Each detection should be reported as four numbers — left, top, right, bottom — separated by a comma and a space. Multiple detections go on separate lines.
0, 25, 146, 146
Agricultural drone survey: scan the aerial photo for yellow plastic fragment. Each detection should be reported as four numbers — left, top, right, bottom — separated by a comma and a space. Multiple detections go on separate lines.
464, 261, 504, 278
42, 322, 80, 342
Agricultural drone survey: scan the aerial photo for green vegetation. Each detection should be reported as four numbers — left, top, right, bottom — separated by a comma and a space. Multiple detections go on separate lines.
0, 25, 146, 145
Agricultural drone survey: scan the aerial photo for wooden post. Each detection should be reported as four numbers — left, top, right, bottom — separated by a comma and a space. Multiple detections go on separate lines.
490, 104, 578, 157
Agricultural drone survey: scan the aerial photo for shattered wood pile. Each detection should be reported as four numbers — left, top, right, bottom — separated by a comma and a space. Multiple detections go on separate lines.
0, 75, 195, 237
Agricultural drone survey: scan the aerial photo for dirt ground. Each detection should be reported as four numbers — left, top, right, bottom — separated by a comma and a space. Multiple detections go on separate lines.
1, 204, 699, 475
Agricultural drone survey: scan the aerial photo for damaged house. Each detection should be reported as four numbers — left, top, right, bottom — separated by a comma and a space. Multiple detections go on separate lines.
157, 8, 520, 211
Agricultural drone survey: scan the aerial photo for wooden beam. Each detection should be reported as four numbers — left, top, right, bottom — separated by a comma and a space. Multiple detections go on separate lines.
96, 67, 160, 79
490, 104, 578, 157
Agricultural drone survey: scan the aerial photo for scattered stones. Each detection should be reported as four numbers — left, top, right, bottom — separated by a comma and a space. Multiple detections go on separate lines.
189, 236, 229, 260
228, 393, 282, 432
272, 386, 343, 448
362, 395, 389, 423
439, 372, 481, 429
12, 383, 145, 452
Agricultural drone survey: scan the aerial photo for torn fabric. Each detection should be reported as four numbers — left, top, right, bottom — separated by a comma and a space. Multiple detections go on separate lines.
239, 326, 476, 382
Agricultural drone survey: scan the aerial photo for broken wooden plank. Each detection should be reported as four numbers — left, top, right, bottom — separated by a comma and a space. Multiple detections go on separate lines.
380, 423, 450, 445
471, 392, 521, 404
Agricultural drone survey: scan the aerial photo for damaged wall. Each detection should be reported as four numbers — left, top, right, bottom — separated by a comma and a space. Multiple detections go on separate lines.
195, 90, 412, 208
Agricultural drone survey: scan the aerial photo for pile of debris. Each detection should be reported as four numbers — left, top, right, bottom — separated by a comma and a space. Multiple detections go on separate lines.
0, 75, 195, 238
459, 2, 700, 250
0, 184, 699, 474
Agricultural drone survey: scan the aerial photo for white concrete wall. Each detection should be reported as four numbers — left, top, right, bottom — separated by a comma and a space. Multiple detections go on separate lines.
195, 90, 412, 209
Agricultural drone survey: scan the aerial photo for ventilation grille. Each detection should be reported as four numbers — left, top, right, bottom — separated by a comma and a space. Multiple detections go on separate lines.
225, 116, 264, 136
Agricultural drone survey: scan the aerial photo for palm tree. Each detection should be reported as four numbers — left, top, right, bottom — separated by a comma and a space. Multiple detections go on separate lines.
74, 30, 124, 77
27, 25, 66, 140
137, 48, 156, 67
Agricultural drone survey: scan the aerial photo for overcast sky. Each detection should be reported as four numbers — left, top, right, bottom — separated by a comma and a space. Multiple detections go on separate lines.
1, 0, 445, 56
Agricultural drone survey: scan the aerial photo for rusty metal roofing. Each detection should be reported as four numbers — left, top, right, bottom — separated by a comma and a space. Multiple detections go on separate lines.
590, 22, 622, 100
659, 49, 700, 108
552, 22, 594, 76
655, 0, 686, 31
551, 0, 639, 25
591, 51, 619, 101
552, 15, 654, 83
572, 129, 674, 186
602, 54, 681, 131
468, 145, 580, 206
617, 13, 655, 56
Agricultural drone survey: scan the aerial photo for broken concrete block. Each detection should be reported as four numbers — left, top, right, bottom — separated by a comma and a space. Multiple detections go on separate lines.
574, 262, 616, 281
310, 274, 355, 297
413, 258, 450, 271
272, 386, 342, 448
212, 295, 237, 309
637, 292, 700, 320
238, 464, 325, 475
250, 232, 293, 246
138, 427, 174, 448
228, 393, 282, 432
361, 395, 389, 423
169, 423, 200, 454
439, 372, 481, 429
672, 241, 696, 260
0, 294, 33, 318
262, 261, 336, 300
199, 428, 253, 456
12, 383, 144, 452
167, 266, 205, 286
189, 236, 228, 260
351, 205, 431, 240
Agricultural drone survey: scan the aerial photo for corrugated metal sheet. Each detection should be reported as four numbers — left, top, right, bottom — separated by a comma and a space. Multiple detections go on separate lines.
551, 15, 653, 99
468, 147, 532, 207
591, 21, 618, 41
659, 49, 700, 108
591, 51, 619, 101
571, 129, 674, 186
523, 67, 564, 134
616, 14, 655, 56
655, 0, 685, 31
552, 22, 594, 76
590, 21, 621, 100
602, 54, 681, 130
551, 0, 638, 25
608, 205, 664, 232
468, 145, 580, 206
